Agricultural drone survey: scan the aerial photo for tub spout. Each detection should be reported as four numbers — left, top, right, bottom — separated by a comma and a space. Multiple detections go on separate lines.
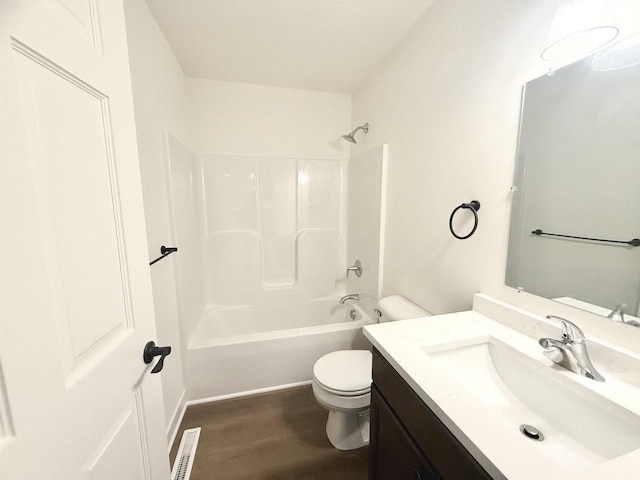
339, 293, 360, 304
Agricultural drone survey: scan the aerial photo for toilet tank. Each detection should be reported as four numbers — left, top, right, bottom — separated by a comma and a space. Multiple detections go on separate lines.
376, 295, 431, 322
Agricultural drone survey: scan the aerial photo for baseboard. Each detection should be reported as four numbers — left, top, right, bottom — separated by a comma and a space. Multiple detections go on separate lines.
167, 389, 187, 452
186, 380, 312, 407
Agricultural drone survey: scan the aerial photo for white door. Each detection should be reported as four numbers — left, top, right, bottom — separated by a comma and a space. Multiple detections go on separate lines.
0, 1, 170, 479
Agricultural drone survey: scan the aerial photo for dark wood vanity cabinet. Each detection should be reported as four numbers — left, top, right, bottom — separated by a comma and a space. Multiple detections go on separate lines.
369, 348, 493, 480
370, 387, 438, 480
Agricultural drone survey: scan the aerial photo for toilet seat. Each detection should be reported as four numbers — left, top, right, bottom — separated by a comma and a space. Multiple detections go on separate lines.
314, 380, 370, 397
313, 350, 372, 396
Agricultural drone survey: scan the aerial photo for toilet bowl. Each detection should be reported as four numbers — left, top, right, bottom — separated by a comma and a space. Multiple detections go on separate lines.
312, 350, 372, 450
312, 295, 430, 450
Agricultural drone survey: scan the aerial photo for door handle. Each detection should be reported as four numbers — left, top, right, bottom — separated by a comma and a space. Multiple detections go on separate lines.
143, 341, 171, 374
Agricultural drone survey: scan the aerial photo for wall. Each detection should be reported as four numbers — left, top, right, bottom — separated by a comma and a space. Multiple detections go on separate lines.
186, 78, 352, 160
351, 0, 640, 351
122, 0, 189, 444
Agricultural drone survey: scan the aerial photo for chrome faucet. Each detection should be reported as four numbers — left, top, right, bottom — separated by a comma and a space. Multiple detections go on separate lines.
539, 315, 605, 382
607, 303, 626, 323
606, 303, 640, 327
339, 293, 360, 304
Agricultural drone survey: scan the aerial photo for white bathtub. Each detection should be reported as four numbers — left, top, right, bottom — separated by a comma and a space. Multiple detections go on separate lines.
185, 300, 374, 402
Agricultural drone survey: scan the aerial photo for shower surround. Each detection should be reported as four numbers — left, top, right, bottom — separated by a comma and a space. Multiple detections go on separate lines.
200, 153, 346, 307
165, 134, 386, 400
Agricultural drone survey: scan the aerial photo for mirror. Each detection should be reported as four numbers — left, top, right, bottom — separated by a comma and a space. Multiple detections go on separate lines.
506, 43, 640, 325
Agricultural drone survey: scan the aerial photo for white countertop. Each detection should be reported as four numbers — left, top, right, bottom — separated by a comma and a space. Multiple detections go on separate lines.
363, 297, 640, 480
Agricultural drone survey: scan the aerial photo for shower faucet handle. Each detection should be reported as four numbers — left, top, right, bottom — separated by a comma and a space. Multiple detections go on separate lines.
346, 259, 362, 277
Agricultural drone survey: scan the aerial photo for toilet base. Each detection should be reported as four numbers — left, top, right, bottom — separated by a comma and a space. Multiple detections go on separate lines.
325, 409, 370, 451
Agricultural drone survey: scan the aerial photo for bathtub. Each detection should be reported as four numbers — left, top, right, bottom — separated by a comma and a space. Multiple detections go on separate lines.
185, 300, 374, 402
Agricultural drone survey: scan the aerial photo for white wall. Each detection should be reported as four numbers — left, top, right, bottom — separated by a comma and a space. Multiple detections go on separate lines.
186, 78, 352, 160
123, 0, 189, 442
351, 0, 640, 351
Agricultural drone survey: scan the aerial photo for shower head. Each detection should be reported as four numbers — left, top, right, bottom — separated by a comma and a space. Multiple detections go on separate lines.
342, 123, 369, 144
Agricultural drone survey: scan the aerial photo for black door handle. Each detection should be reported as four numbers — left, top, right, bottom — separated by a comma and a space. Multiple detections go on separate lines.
143, 341, 171, 374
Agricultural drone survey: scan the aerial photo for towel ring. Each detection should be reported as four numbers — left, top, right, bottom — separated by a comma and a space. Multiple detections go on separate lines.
449, 200, 480, 240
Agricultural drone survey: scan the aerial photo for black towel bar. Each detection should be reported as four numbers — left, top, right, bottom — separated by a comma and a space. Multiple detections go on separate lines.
150, 246, 178, 265
531, 229, 640, 247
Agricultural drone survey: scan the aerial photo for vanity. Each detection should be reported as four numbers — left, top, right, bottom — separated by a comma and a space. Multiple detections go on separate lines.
369, 347, 491, 479
364, 294, 640, 480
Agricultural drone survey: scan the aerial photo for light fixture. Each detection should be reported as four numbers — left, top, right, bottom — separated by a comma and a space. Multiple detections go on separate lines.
541, 0, 619, 62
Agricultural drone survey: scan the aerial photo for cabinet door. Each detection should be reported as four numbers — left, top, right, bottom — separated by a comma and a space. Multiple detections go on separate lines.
372, 349, 493, 480
370, 387, 438, 480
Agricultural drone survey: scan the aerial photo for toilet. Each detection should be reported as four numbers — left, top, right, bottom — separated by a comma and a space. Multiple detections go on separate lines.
312, 295, 430, 450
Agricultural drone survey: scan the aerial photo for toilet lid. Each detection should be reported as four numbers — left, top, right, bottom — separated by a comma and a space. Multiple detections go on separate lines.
313, 350, 372, 394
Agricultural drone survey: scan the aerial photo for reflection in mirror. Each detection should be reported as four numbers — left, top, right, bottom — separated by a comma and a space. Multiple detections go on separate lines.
506, 40, 640, 327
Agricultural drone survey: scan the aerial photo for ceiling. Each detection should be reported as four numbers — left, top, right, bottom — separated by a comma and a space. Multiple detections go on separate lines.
145, 0, 435, 93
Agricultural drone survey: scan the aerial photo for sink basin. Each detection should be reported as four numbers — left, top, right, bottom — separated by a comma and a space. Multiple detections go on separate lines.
422, 337, 640, 467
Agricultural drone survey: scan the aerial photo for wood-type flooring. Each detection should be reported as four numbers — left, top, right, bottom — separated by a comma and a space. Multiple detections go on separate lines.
170, 385, 369, 480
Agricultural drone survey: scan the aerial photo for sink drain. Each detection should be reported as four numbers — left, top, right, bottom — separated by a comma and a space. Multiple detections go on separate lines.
519, 424, 544, 441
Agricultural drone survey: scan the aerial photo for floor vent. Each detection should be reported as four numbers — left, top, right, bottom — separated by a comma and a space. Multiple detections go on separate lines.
171, 427, 201, 480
